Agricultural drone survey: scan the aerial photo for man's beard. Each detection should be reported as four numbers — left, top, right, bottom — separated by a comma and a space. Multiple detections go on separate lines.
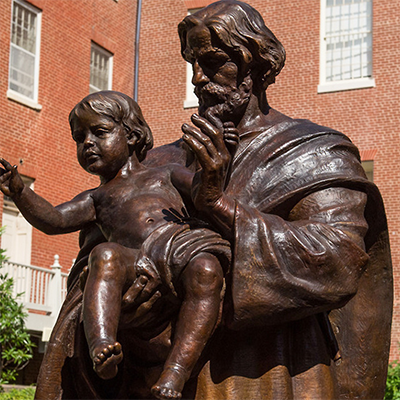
195, 78, 251, 123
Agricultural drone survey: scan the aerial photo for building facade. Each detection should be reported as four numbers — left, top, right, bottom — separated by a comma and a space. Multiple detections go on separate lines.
0, 0, 399, 383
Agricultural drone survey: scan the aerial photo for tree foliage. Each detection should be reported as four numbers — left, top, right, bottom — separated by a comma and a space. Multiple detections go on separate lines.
0, 387, 35, 400
0, 243, 34, 385
386, 361, 400, 400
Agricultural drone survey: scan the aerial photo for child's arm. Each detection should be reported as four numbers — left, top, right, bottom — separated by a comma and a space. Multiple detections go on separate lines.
170, 164, 194, 204
0, 158, 96, 235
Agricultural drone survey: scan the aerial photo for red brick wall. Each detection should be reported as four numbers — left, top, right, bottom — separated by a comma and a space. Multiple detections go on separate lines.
138, 0, 400, 360
0, 0, 137, 272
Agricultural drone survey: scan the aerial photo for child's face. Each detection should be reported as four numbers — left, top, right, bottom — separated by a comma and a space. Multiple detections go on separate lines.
71, 108, 130, 181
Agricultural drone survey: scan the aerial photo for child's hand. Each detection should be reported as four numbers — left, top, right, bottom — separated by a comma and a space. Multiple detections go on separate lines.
0, 158, 24, 198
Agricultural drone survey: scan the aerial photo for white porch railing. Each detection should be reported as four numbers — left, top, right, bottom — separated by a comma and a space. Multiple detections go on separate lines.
2, 255, 68, 316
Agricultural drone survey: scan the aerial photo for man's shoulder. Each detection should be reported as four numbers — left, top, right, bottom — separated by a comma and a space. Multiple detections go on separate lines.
289, 117, 344, 139
241, 112, 351, 163
251, 110, 348, 149
264, 109, 344, 137
144, 139, 188, 168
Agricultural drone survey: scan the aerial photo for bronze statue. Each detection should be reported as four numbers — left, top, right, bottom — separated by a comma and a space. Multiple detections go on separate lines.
11, 1, 395, 399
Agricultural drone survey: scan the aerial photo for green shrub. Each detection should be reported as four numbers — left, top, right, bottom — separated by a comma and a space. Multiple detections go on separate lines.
0, 237, 34, 386
385, 361, 400, 400
0, 387, 35, 400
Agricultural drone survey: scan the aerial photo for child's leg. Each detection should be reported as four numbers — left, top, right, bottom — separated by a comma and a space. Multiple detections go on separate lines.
152, 252, 223, 399
83, 242, 138, 380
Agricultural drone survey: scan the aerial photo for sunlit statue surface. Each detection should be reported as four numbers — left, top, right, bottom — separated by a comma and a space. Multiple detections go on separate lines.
2, 1, 393, 399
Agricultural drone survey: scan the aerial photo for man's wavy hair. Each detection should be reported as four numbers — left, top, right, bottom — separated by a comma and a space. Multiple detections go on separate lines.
69, 91, 153, 162
178, 0, 286, 91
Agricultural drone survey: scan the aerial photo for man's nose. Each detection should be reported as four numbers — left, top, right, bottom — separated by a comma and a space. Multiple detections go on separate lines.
192, 61, 209, 86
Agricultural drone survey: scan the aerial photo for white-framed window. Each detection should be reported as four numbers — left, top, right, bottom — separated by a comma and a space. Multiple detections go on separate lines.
184, 8, 201, 109
1, 177, 34, 265
8, 0, 42, 110
90, 42, 113, 94
319, 0, 375, 93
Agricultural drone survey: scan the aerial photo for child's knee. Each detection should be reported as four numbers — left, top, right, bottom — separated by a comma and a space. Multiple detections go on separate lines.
89, 243, 124, 275
184, 253, 224, 292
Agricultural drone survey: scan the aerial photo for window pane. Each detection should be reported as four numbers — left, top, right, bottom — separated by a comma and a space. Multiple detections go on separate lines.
9, 44, 35, 98
9, 0, 40, 100
325, 0, 372, 82
11, 2, 37, 54
90, 44, 112, 93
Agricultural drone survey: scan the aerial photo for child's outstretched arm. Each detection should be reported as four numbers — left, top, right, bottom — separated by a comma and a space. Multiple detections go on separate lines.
0, 158, 96, 235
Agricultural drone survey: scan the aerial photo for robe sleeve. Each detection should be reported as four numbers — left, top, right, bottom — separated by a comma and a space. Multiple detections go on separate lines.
227, 186, 369, 329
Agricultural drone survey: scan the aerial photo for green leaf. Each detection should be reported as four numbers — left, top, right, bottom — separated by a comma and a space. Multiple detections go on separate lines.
0, 233, 34, 389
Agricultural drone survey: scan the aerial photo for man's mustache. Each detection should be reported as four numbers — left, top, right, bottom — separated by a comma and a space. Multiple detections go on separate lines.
194, 83, 229, 102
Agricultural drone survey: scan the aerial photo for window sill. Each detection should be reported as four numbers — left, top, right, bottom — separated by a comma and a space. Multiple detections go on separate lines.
7, 90, 42, 111
184, 99, 198, 109
318, 78, 375, 94
318, 78, 375, 93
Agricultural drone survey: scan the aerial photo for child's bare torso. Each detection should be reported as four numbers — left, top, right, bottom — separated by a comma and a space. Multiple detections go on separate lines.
92, 166, 186, 250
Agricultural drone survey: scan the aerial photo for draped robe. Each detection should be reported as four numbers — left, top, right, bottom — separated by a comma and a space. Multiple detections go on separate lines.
35, 112, 392, 400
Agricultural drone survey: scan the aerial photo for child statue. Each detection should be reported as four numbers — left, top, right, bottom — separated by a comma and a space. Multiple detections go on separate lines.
0, 91, 232, 400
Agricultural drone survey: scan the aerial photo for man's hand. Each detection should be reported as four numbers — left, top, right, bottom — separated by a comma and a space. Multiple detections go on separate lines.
181, 112, 237, 238
120, 254, 162, 326
182, 112, 236, 211
121, 275, 161, 311
0, 158, 24, 198
120, 275, 162, 328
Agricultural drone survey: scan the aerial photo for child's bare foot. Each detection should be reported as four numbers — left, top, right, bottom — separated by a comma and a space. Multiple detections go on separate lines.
92, 342, 123, 380
151, 365, 187, 399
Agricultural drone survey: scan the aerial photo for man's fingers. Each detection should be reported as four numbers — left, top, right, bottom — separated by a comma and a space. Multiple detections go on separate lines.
134, 291, 161, 319
182, 123, 220, 158
223, 130, 239, 150
182, 131, 215, 168
135, 277, 161, 303
223, 123, 239, 155
121, 276, 148, 309
202, 112, 231, 156
191, 113, 224, 143
203, 110, 223, 130
223, 130, 239, 143
182, 124, 216, 151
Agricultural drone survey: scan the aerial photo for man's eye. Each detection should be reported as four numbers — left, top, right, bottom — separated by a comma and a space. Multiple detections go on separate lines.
202, 59, 222, 70
201, 54, 229, 71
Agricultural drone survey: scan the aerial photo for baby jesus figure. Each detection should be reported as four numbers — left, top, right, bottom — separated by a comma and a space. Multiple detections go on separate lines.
0, 91, 233, 400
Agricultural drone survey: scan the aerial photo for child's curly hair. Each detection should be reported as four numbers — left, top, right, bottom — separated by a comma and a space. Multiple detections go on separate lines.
69, 91, 153, 162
